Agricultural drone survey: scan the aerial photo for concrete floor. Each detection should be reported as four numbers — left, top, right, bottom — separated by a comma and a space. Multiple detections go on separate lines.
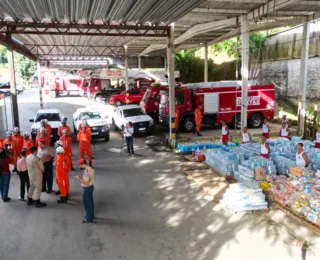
0, 89, 319, 260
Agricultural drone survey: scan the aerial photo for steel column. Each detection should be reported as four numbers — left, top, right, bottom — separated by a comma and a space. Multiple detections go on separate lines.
6, 31, 19, 128
204, 43, 208, 82
37, 60, 44, 109
138, 56, 141, 70
241, 17, 249, 130
167, 25, 176, 147
124, 45, 130, 106
298, 21, 310, 137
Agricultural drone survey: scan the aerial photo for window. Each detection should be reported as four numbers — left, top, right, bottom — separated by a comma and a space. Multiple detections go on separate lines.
129, 89, 140, 95
175, 93, 185, 105
36, 113, 61, 122
79, 112, 102, 120
141, 90, 151, 103
123, 108, 146, 117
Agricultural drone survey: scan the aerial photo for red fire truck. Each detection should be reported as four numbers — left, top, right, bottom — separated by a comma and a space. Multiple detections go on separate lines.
45, 75, 86, 98
159, 81, 275, 132
139, 84, 169, 120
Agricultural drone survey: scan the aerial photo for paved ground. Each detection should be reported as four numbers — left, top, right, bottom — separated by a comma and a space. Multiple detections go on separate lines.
0, 89, 319, 260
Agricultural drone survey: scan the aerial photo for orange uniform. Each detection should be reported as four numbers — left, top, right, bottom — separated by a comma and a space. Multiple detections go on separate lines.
37, 124, 52, 143
35, 134, 50, 147
3, 138, 16, 150
23, 138, 35, 156
56, 153, 68, 197
77, 130, 92, 162
12, 135, 24, 168
78, 123, 92, 134
0, 138, 3, 149
59, 135, 72, 193
194, 107, 203, 132
58, 125, 71, 136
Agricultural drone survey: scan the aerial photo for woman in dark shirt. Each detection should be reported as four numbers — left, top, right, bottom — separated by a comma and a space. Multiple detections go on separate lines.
0, 149, 14, 202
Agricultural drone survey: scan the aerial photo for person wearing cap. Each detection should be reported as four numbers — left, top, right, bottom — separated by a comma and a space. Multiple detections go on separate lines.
78, 119, 92, 134
26, 146, 46, 208
0, 149, 14, 202
12, 127, 24, 173
37, 140, 55, 194
58, 117, 71, 137
35, 128, 50, 147
77, 125, 93, 167
23, 132, 34, 156
75, 158, 95, 223
194, 105, 203, 136
3, 131, 15, 151
17, 149, 30, 201
55, 146, 68, 204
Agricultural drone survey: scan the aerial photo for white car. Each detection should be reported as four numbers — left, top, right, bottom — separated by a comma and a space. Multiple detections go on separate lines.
112, 104, 154, 134
73, 108, 110, 142
29, 109, 64, 142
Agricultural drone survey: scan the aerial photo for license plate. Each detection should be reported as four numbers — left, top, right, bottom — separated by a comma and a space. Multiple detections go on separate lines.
92, 132, 99, 136
139, 128, 146, 131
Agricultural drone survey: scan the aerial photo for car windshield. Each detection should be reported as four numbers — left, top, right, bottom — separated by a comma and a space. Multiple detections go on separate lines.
36, 113, 60, 122
141, 89, 151, 103
123, 108, 145, 117
79, 112, 102, 120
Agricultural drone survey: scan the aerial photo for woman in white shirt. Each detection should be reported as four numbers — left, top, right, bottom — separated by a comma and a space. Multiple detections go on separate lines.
241, 127, 251, 144
123, 122, 135, 156
315, 127, 320, 148
296, 143, 309, 167
262, 119, 270, 139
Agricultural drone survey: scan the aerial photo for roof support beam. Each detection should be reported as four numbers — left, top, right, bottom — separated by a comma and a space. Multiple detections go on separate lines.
247, 0, 299, 21
175, 17, 238, 45
207, 0, 268, 3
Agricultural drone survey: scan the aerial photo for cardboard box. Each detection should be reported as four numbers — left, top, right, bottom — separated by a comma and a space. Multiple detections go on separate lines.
255, 167, 266, 181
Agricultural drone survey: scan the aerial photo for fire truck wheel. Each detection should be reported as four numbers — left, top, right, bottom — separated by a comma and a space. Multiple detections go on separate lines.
249, 113, 263, 128
115, 100, 122, 107
182, 116, 195, 132
232, 115, 241, 129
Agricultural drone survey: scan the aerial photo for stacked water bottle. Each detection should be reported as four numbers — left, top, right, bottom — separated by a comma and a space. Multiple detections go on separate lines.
204, 149, 241, 175
273, 155, 296, 175
221, 183, 268, 212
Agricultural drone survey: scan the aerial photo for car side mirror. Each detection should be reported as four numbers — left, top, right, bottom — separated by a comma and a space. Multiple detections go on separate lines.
29, 119, 34, 122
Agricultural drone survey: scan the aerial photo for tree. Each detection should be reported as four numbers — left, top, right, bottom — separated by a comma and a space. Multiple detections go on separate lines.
14, 54, 36, 82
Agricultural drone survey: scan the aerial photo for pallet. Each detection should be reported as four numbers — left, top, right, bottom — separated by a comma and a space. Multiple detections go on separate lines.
274, 201, 320, 235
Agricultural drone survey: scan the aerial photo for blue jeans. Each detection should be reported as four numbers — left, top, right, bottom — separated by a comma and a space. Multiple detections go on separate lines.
0, 173, 11, 199
125, 136, 134, 154
82, 185, 94, 221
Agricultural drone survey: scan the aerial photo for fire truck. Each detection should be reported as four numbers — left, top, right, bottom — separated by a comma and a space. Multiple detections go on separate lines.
159, 81, 275, 132
139, 83, 169, 120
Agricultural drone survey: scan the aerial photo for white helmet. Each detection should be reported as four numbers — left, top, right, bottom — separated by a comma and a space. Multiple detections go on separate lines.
55, 140, 63, 148
23, 132, 30, 137
6, 131, 12, 137
40, 119, 46, 125
56, 146, 64, 154
13, 127, 20, 133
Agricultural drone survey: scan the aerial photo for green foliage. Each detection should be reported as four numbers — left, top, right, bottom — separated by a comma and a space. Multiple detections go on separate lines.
15, 54, 36, 82
0, 45, 8, 64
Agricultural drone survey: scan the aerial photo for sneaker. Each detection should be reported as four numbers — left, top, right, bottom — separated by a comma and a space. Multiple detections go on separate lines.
18, 197, 25, 201
82, 219, 93, 224
47, 191, 52, 194
57, 197, 67, 204
55, 190, 61, 195
3, 197, 11, 202
35, 200, 46, 208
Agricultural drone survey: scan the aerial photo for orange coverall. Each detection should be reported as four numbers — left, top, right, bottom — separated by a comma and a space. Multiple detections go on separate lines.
3, 138, 16, 150
77, 130, 92, 162
194, 107, 203, 132
59, 136, 72, 193
78, 123, 92, 134
0, 138, 3, 149
35, 134, 50, 147
37, 124, 52, 143
56, 153, 68, 197
58, 125, 71, 137
23, 138, 35, 156
12, 135, 24, 168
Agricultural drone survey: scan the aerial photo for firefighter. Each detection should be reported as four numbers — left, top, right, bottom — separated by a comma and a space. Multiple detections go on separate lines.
23, 132, 34, 156
78, 119, 91, 134
37, 119, 52, 144
58, 117, 71, 137
193, 106, 203, 136
3, 131, 15, 150
241, 127, 252, 144
36, 128, 50, 147
55, 146, 68, 204
221, 120, 229, 146
12, 127, 24, 172
60, 129, 73, 197
77, 125, 93, 167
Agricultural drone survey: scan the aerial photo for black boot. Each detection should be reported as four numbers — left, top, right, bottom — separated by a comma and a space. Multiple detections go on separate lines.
35, 200, 46, 208
55, 190, 61, 195
196, 132, 202, 136
27, 197, 34, 206
71, 164, 75, 171
57, 197, 67, 204
66, 193, 69, 200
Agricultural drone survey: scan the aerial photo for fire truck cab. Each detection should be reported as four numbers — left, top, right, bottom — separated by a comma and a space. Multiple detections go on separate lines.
159, 81, 275, 132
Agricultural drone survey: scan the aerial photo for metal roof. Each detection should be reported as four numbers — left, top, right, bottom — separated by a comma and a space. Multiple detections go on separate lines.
0, 0, 319, 64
